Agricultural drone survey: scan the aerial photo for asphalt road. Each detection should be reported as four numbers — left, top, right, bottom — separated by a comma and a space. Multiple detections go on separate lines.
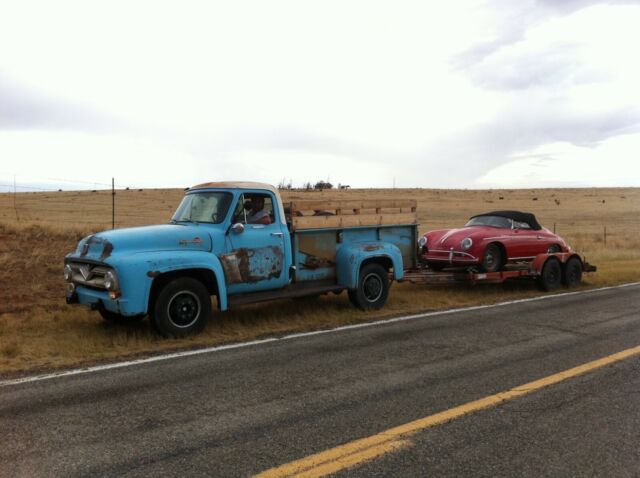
2, 284, 639, 477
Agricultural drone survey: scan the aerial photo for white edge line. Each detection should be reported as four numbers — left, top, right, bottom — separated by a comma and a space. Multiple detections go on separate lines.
2, 281, 639, 388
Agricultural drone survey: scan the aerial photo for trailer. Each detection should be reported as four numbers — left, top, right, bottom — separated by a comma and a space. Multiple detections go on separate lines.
402, 252, 596, 291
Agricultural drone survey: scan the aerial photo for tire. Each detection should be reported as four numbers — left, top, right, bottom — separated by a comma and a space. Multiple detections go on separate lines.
547, 244, 561, 253
538, 258, 562, 291
428, 263, 446, 272
480, 244, 503, 273
562, 257, 583, 288
99, 309, 144, 323
348, 263, 390, 311
151, 277, 211, 337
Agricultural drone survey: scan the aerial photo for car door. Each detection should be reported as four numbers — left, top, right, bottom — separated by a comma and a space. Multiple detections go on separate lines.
510, 221, 539, 259
220, 191, 289, 294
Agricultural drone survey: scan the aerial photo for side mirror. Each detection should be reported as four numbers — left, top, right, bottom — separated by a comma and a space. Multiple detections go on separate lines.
231, 223, 245, 234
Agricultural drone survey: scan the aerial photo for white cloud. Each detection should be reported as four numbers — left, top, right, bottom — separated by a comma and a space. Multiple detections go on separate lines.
0, 1, 638, 188
476, 133, 640, 188
0, 131, 198, 188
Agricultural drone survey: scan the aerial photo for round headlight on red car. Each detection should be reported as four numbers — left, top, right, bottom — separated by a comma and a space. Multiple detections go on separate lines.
461, 237, 473, 250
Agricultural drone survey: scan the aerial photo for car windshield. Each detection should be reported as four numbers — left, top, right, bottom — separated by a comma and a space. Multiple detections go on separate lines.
465, 215, 513, 229
171, 192, 233, 224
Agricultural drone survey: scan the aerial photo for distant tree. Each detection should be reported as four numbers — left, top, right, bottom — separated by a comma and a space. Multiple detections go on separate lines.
314, 180, 333, 190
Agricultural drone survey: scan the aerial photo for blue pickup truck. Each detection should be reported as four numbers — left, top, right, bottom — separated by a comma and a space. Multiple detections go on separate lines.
64, 182, 419, 336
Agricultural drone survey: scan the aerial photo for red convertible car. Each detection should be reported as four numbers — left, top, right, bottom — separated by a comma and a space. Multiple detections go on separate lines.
419, 211, 570, 272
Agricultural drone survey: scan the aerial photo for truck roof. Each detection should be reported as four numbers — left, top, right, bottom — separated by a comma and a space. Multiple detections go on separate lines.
190, 181, 279, 195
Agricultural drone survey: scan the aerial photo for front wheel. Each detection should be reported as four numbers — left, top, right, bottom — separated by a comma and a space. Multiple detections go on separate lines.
480, 244, 503, 272
151, 277, 211, 337
348, 263, 390, 311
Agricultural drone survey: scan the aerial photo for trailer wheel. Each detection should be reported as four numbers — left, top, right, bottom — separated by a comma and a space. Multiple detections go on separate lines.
481, 244, 503, 273
151, 277, 211, 337
348, 263, 389, 311
538, 258, 562, 291
562, 257, 583, 288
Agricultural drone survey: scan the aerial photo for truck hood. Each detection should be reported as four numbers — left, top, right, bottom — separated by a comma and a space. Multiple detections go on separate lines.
72, 224, 213, 262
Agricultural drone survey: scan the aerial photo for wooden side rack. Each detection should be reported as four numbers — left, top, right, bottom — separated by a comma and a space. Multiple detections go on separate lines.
285, 199, 418, 230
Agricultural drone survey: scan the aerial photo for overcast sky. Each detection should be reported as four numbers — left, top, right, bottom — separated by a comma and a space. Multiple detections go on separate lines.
0, 0, 639, 190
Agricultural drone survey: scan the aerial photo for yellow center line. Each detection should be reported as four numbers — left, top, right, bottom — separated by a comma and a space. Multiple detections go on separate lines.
255, 345, 640, 478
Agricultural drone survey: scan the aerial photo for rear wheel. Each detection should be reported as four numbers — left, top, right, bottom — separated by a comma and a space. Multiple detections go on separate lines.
562, 257, 583, 288
151, 277, 211, 337
547, 244, 561, 253
480, 244, 503, 272
348, 263, 389, 311
538, 258, 562, 291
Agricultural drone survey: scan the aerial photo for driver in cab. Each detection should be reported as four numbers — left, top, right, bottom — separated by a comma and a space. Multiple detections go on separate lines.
246, 195, 272, 225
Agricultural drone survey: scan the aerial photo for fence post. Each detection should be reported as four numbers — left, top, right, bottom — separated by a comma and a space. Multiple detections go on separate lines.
553, 222, 556, 234
112, 177, 115, 229
604, 225, 607, 246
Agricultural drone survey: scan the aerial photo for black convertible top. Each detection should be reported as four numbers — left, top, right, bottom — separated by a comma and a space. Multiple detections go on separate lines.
470, 210, 542, 230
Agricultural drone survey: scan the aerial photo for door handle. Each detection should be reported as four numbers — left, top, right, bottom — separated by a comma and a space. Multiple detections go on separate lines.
271, 232, 284, 237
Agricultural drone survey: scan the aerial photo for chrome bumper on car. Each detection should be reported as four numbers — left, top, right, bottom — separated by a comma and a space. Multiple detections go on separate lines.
425, 249, 477, 264
64, 261, 113, 290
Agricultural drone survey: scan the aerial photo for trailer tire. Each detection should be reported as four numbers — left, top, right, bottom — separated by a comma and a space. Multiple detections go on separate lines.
562, 257, 583, 288
538, 258, 562, 291
151, 277, 211, 337
348, 263, 389, 311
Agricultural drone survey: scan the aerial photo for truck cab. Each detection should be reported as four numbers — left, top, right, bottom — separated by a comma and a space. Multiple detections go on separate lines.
64, 182, 418, 336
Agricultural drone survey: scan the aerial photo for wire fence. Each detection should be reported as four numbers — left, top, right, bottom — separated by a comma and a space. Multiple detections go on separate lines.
1, 175, 639, 251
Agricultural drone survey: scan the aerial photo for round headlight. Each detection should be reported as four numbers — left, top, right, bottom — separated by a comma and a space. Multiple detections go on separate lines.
64, 264, 74, 282
461, 237, 473, 250
418, 236, 428, 248
104, 270, 118, 291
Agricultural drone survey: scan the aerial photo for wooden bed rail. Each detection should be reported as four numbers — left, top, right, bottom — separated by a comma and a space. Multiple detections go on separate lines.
285, 199, 418, 230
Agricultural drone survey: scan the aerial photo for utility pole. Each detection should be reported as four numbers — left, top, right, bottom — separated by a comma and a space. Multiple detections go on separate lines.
112, 177, 115, 229
13, 174, 19, 221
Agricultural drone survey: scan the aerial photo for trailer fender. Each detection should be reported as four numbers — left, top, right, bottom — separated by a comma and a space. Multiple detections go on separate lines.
117, 251, 229, 313
336, 243, 404, 289
530, 252, 582, 274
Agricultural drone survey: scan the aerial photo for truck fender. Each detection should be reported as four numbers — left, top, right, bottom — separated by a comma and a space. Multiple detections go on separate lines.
132, 251, 229, 312
336, 243, 404, 289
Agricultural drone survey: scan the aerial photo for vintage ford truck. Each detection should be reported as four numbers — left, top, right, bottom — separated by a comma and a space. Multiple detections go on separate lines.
64, 182, 419, 336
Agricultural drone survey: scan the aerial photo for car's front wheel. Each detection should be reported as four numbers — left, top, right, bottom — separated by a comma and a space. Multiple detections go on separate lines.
151, 277, 211, 337
480, 244, 503, 272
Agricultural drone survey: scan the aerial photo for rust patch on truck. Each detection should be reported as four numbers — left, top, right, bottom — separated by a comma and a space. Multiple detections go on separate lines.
99, 240, 114, 261
147, 270, 161, 278
363, 244, 383, 251
220, 246, 284, 285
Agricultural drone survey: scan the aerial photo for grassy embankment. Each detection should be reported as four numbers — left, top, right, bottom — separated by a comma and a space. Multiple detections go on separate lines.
0, 187, 638, 376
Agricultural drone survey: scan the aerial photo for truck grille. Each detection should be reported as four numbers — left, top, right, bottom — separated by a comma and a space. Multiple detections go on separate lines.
67, 262, 112, 290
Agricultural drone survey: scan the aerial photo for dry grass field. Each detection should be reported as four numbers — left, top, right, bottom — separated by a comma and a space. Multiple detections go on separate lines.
0, 187, 639, 376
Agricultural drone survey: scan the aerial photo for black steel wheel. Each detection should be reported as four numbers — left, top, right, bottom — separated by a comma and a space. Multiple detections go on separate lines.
538, 258, 562, 291
480, 244, 503, 273
152, 277, 211, 337
348, 263, 390, 311
562, 257, 583, 288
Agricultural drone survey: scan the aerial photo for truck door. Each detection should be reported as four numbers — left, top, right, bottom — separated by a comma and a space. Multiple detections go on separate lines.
221, 191, 290, 294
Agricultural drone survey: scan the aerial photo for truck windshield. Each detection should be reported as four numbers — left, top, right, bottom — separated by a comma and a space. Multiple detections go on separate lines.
172, 192, 233, 224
